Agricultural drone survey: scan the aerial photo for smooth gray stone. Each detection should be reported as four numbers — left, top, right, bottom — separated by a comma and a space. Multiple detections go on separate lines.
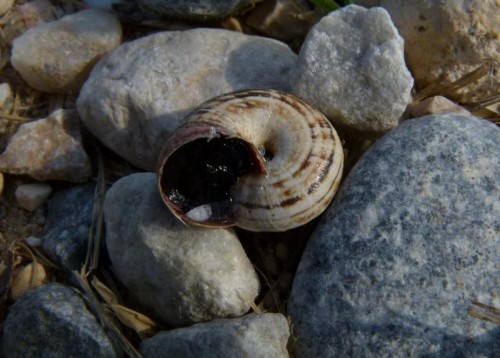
3, 283, 117, 358
140, 313, 290, 358
77, 28, 296, 170
104, 173, 260, 327
288, 114, 500, 357
137, 0, 259, 20
42, 183, 96, 271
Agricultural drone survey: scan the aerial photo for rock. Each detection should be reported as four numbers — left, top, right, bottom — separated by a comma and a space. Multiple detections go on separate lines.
290, 5, 413, 137
355, 0, 499, 103
409, 96, 471, 118
288, 114, 500, 357
137, 0, 260, 20
104, 173, 260, 326
0, 109, 92, 182
11, 9, 122, 94
77, 28, 296, 170
8, 262, 46, 301
3, 283, 118, 357
140, 313, 290, 358
0, 0, 13, 16
42, 183, 96, 271
246, 0, 311, 41
0, 172, 3, 196
15, 183, 52, 211
0, 83, 13, 113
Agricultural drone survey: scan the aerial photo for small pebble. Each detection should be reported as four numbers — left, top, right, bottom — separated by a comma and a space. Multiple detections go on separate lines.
11, 9, 122, 94
140, 313, 290, 358
24, 236, 43, 247
3, 283, 118, 357
104, 173, 260, 327
0, 83, 13, 113
409, 96, 471, 118
15, 183, 52, 211
0, 109, 92, 182
290, 5, 413, 137
137, 0, 259, 20
42, 183, 96, 271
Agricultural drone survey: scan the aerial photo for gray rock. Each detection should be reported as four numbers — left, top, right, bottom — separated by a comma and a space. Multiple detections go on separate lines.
77, 28, 296, 170
3, 283, 117, 358
290, 5, 413, 137
140, 313, 290, 358
104, 173, 260, 327
11, 9, 122, 94
355, 0, 499, 103
42, 183, 96, 271
0, 109, 92, 182
288, 114, 500, 357
137, 0, 260, 20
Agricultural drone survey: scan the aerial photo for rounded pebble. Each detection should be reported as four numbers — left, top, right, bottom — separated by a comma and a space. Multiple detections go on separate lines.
104, 173, 260, 327
77, 28, 296, 170
15, 183, 52, 211
3, 283, 118, 358
140, 313, 290, 358
11, 9, 122, 94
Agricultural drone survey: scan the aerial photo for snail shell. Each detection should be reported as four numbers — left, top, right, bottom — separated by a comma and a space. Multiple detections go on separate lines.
157, 89, 343, 232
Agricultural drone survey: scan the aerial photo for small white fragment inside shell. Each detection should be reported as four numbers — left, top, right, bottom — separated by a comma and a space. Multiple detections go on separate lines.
185, 204, 212, 222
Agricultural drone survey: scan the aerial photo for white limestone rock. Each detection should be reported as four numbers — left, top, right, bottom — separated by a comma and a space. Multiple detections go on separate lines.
104, 173, 260, 327
11, 9, 122, 94
77, 28, 296, 170
15, 183, 52, 211
290, 5, 414, 137
0, 109, 92, 183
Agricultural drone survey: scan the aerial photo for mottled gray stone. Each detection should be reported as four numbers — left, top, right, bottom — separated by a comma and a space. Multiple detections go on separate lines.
288, 114, 500, 357
77, 28, 296, 170
140, 313, 290, 358
290, 5, 413, 137
42, 183, 96, 271
0, 109, 92, 182
137, 0, 260, 20
104, 173, 260, 327
3, 283, 117, 358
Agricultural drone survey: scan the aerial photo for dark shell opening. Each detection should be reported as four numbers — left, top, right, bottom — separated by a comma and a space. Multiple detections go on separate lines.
159, 136, 263, 226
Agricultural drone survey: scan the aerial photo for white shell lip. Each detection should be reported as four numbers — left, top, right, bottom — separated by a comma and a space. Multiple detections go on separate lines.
157, 89, 344, 232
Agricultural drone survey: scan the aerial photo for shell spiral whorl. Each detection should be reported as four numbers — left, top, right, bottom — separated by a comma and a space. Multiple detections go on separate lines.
157, 89, 344, 232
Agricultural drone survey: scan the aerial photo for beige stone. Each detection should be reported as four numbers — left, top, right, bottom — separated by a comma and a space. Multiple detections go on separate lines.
15, 183, 52, 211
0, 0, 14, 16
9, 262, 46, 301
356, 0, 500, 103
410, 96, 471, 118
0, 109, 92, 182
11, 9, 122, 94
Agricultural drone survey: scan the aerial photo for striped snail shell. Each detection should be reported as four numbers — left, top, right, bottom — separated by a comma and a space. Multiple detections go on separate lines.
157, 89, 344, 232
